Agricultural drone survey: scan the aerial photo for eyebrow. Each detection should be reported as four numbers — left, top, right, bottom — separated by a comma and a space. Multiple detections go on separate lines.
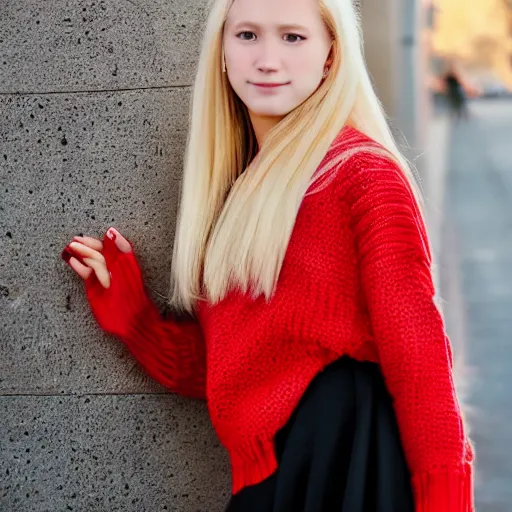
230, 21, 310, 32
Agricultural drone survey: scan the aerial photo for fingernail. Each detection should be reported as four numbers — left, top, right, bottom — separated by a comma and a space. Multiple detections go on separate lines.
62, 246, 85, 265
107, 229, 117, 241
61, 247, 72, 263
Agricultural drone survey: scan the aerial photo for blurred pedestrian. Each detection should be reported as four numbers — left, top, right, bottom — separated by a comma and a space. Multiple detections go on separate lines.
444, 66, 469, 121
61, 0, 474, 510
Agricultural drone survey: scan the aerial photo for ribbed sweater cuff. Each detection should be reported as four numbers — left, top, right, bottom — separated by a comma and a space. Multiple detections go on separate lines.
412, 463, 474, 511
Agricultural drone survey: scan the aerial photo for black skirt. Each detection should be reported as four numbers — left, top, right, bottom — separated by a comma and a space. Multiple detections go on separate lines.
225, 356, 415, 512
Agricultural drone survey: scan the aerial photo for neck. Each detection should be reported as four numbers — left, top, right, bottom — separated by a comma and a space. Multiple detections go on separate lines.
249, 112, 284, 148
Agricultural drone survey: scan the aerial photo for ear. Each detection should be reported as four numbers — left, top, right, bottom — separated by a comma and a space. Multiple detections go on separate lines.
325, 41, 334, 68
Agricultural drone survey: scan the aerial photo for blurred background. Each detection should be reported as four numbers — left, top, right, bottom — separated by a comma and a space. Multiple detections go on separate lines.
1, 0, 511, 510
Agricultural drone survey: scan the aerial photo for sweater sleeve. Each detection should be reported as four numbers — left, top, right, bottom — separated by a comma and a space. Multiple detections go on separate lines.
123, 297, 206, 400
83, 232, 206, 400
344, 153, 474, 511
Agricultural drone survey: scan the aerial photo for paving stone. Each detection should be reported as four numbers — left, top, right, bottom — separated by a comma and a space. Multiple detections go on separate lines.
443, 99, 512, 510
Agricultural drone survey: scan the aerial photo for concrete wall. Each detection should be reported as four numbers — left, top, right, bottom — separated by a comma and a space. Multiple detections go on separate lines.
361, 0, 430, 154
1, 1, 426, 511
0, 1, 230, 511
361, 0, 402, 126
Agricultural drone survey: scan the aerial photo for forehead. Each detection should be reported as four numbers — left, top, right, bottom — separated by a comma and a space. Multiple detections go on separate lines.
225, 0, 321, 27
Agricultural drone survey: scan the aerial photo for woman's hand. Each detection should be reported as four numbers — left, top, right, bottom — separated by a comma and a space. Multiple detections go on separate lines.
61, 227, 132, 289
61, 227, 151, 338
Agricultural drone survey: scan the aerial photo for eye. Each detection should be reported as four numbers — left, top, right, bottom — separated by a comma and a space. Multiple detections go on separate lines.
283, 33, 306, 43
236, 31, 256, 41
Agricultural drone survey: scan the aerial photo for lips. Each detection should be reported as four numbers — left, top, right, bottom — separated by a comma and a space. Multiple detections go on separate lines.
250, 82, 289, 88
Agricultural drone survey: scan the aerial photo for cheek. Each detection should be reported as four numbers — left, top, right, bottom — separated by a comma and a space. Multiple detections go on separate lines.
225, 54, 251, 96
226, 46, 249, 75
289, 54, 324, 94
296, 47, 326, 75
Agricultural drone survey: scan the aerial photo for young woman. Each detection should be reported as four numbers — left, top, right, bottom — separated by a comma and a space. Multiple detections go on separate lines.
61, 0, 474, 510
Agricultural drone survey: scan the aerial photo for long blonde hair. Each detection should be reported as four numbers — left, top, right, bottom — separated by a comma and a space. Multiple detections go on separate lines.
170, 0, 422, 313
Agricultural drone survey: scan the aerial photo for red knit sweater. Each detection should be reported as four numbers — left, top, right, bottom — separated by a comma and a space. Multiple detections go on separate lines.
78, 126, 474, 511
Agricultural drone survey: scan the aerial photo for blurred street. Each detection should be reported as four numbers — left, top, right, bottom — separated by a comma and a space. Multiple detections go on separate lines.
443, 98, 512, 511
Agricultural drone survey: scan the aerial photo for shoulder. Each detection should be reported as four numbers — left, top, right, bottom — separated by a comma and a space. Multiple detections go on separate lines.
322, 126, 418, 207
325, 128, 431, 263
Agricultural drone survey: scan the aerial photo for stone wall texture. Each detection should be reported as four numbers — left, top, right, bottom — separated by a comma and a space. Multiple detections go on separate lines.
1, 1, 231, 511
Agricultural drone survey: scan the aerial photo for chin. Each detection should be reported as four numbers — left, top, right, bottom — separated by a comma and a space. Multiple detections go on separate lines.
247, 102, 297, 119
255, 109, 294, 118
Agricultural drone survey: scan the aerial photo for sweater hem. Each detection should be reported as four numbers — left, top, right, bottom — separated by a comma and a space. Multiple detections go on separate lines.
229, 436, 279, 495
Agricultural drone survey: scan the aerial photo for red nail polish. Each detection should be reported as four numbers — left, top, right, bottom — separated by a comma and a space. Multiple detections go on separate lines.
61, 246, 86, 265
61, 247, 72, 263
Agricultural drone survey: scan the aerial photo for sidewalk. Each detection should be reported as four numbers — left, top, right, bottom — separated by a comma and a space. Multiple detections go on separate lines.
444, 98, 512, 510
421, 105, 470, 403
423, 108, 452, 281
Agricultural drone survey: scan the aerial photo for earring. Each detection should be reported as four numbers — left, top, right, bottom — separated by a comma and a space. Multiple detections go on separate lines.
222, 52, 227, 73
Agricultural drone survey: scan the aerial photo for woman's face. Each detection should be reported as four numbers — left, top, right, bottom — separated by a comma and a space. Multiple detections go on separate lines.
223, 0, 332, 124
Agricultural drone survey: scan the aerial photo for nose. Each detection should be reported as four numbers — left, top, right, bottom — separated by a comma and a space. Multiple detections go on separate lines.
255, 39, 281, 74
